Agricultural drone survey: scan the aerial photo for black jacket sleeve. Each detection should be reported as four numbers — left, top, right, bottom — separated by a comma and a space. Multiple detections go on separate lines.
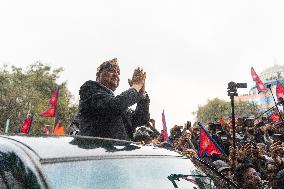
79, 81, 143, 116
131, 93, 150, 127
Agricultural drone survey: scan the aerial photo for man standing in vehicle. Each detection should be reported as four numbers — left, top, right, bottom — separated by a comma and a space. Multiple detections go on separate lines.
77, 58, 150, 140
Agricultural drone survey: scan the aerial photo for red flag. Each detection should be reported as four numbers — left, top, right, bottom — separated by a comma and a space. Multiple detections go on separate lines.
40, 88, 59, 117
162, 110, 170, 143
250, 67, 261, 81
270, 114, 280, 122
250, 67, 268, 93
198, 123, 223, 158
276, 81, 284, 103
19, 116, 33, 134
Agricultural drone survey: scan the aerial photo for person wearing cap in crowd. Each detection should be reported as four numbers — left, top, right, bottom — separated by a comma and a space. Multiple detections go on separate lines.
77, 58, 150, 141
213, 160, 231, 178
213, 160, 232, 187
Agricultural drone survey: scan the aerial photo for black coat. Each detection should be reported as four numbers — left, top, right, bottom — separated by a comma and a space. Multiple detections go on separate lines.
77, 80, 150, 140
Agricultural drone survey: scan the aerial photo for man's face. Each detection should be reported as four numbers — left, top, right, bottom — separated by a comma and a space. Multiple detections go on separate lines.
98, 66, 120, 91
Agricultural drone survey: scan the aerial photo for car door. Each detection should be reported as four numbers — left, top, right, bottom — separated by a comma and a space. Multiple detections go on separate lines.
0, 138, 48, 189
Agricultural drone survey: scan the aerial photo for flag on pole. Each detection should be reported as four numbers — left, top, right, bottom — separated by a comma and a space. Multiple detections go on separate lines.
270, 114, 280, 122
53, 120, 65, 135
40, 88, 59, 117
197, 122, 224, 158
19, 116, 33, 134
276, 80, 284, 102
250, 67, 268, 93
162, 110, 170, 143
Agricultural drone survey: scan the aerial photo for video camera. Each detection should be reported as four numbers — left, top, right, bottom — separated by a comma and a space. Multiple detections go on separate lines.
227, 82, 247, 96
227, 82, 247, 90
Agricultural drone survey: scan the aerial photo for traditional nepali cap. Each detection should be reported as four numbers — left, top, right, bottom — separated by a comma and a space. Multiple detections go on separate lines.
97, 58, 119, 73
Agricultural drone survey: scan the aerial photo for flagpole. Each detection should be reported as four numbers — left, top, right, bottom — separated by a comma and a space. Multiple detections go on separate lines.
40, 87, 59, 134
53, 99, 58, 134
53, 87, 59, 134
53, 117, 56, 134
5, 119, 10, 134
27, 102, 32, 118
267, 84, 284, 124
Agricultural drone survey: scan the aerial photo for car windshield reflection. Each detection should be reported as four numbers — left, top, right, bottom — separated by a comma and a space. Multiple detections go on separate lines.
42, 157, 237, 189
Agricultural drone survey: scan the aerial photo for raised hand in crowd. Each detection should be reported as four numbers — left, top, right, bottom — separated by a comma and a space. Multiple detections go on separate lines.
238, 143, 253, 159
182, 149, 198, 159
270, 141, 284, 166
229, 146, 237, 167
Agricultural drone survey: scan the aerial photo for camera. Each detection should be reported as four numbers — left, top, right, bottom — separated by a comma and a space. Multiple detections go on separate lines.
227, 82, 247, 96
227, 82, 247, 90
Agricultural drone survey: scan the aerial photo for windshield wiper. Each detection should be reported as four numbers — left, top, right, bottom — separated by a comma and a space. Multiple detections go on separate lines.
167, 174, 209, 189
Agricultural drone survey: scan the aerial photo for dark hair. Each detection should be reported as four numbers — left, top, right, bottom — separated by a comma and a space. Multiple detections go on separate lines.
234, 163, 255, 184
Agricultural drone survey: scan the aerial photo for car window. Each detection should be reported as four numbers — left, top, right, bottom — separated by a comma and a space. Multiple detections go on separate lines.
43, 157, 237, 189
0, 151, 42, 189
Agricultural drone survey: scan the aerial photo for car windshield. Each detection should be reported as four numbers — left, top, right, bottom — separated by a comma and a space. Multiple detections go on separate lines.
42, 157, 236, 189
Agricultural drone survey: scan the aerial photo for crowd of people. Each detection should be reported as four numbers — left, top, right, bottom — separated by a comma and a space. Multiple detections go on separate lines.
131, 114, 284, 189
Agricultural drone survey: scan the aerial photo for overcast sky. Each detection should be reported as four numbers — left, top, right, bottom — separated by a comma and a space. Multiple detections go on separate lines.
0, 0, 283, 130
